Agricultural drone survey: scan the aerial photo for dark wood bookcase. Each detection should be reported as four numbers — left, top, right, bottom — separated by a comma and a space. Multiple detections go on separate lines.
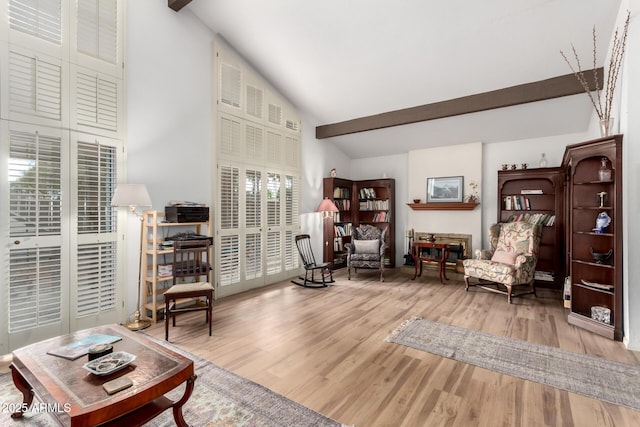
323, 177, 395, 269
562, 135, 623, 341
497, 168, 565, 289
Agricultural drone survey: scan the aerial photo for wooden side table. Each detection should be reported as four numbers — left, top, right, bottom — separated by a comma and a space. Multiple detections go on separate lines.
411, 241, 450, 284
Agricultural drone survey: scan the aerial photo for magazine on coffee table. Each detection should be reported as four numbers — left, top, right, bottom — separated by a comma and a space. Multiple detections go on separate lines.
47, 334, 122, 360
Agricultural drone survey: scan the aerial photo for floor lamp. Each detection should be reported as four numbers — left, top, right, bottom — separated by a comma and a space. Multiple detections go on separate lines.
111, 184, 153, 331
317, 197, 339, 254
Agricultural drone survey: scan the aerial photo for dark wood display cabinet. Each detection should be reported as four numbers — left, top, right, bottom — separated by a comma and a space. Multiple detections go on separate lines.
562, 135, 623, 341
323, 177, 395, 269
497, 168, 565, 289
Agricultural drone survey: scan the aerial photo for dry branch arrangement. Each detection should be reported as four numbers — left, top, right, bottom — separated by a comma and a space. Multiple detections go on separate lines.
560, 11, 630, 122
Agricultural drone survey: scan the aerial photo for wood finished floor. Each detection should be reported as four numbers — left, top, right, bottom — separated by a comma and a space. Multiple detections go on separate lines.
144, 268, 640, 427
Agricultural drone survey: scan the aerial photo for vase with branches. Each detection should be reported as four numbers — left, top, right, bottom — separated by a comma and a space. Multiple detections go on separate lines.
560, 11, 630, 136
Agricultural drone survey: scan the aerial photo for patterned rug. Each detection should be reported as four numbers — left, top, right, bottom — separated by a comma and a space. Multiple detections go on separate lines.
385, 317, 640, 411
0, 339, 347, 427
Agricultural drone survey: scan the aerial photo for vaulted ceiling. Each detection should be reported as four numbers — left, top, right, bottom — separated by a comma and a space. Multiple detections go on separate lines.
186, 1, 621, 159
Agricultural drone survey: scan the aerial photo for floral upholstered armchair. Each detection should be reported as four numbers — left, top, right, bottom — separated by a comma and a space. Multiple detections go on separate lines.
463, 221, 542, 303
345, 224, 387, 282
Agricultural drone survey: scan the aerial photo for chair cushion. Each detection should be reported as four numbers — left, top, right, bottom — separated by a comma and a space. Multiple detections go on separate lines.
491, 250, 520, 265
165, 282, 213, 294
354, 239, 379, 254
463, 259, 518, 285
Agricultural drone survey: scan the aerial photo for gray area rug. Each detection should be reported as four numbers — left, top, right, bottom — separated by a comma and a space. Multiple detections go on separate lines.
0, 338, 347, 426
385, 317, 640, 411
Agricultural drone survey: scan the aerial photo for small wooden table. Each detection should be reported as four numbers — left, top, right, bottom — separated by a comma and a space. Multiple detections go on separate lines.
411, 241, 450, 283
10, 324, 196, 426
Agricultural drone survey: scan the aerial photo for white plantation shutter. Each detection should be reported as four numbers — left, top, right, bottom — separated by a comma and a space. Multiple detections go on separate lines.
76, 70, 118, 131
267, 173, 280, 227
285, 230, 298, 270
266, 231, 281, 275
245, 123, 263, 164
76, 242, 116, 316
285, 119, 299, 132
220, 114, 242, 159
284, 135, 299, 170
266, 130, 282, 167
268, 103, 282, 126
9, 130, 62, 237
77, 141, 117, 234
9, 50, 62, 121
246, 85, 263, 119
245, 233, 262, 280
219, 165, 239, 230
77, 0, 118, 63
9, 0, 62, 45
245, 169, 261, 228
285, 175, 299, 226
219, 235, 240, 285
9, 247, 62, 332
220, 62, 241, 108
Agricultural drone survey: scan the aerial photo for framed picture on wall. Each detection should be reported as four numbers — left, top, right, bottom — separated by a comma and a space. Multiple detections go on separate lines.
427, 176, 464, 203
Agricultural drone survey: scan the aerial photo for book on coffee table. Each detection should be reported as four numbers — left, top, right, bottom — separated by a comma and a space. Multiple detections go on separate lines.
47, 334, 122, 360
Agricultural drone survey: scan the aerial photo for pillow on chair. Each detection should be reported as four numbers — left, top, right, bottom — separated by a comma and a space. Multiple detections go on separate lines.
491, 250, 520, 265
354, 239, 379, 254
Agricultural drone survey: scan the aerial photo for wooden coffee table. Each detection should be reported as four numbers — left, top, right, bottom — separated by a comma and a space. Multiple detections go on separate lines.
9, 324, 196, 426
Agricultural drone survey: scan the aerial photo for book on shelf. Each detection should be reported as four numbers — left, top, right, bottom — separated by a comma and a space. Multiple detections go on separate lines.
333, 187, 350, 199
521, 189, 544, 194
334, 223, 352, 237
506, 213, 555, 226
359, 187, 377, 199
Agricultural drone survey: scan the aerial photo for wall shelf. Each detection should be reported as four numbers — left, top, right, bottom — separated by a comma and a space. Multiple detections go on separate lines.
407, 202, 478, 211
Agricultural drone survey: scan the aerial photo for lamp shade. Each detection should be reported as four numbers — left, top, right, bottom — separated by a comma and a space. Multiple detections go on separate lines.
316, 197, 339, 213
111, 184, 152, 207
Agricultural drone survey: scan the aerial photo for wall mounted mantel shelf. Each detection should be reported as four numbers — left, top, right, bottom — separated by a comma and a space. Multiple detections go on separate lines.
407, 202, 479, 211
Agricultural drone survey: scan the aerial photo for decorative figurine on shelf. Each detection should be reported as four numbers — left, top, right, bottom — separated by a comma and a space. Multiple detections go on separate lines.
597, 191, 607, 208
330, 168, 337, 177
590, 247, 613, 264
593, 211, 611, 233
598, 157, 611, 181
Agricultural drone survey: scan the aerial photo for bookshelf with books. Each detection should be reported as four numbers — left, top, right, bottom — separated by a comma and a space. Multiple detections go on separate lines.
355, 179, 396, 268
498, 168, 565, 289
323, 177, 396, 269
323, 178, 356, 269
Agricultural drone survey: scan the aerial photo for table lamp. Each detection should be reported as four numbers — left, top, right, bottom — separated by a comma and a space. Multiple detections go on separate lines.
111, 184, 152, 331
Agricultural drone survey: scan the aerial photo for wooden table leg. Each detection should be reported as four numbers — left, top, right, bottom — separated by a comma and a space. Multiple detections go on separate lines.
10, 364, 33, 418
171, 375, 197, 427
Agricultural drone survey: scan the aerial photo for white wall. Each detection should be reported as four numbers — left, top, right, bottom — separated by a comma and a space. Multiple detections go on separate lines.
126, 0, 215, 316
406, 143, 483, 254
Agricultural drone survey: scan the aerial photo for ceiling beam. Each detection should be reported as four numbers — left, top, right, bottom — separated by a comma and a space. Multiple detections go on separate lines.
316, 68, 603, 139
168, 0, 192, 12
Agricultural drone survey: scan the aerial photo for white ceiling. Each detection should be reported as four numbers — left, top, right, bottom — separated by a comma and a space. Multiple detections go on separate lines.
188, 0, 621, 159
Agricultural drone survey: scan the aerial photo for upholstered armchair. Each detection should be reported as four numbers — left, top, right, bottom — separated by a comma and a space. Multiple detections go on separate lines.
463, 222, 542, 303
345, 224, 387, 282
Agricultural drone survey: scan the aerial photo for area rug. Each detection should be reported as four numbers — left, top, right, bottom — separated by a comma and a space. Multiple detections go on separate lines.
385, 316, 640, 411
0, 340, 348, 427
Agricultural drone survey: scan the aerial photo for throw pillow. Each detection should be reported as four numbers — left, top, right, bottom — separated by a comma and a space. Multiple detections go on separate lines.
354, 239, 379, 254
491, 250, 520, 265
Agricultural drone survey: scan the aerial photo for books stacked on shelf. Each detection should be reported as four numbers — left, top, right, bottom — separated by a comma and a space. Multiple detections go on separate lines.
334, 223, 352, 237
520, 189, 543, 194
334, 199, 351, 210
534, 270, 555, 282
504, 195, 531, 210
334, 239, 344, 252
359, 187, 377, 199
333, 187, 350, 199
506, 213, 555, 226
372, 211, 390, 222
580, 279, 614, 292
359, 199, 389, 210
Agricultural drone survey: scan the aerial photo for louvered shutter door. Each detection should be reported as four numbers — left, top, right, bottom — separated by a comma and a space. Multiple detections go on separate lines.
9, 247, 62, 332
266, 129, 282, 168
76, 69, 119, 132
77, 141, 116, 234
285, 175, 299, 270
76, 242, 116, 316
77, 0, 118, 64
245, 122, 263, 164
285, 135, 299, 170
266, 173, 281, 275
285, 230, 297, 270
220, 62, 241, 109
245, 169, 262, 280
9, 130, 62, 237
9, 0, 62, 45
246, 85, 263, 119
245, 233, 262, 280
220, 114, 242, 159
9, 50, 62, 122
219, 165, 240, 286
268, 103, 282, 126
